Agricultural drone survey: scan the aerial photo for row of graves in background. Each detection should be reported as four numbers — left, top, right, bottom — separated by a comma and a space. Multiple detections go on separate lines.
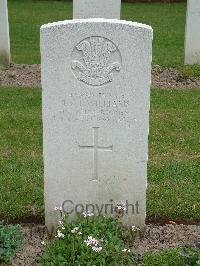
1, 0, 200, 68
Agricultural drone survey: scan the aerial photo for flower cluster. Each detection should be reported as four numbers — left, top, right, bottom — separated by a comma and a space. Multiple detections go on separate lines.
56, 229, 64, 238
84, 236, 100, 247
58, 220, 65, 230
71, 227, 82, 235
84, 236, 103, 253
131, 225, 137, 232
82, 211, 94, 218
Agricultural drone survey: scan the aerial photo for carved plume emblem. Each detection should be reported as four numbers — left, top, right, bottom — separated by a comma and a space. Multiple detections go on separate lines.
71, 37, 121, 86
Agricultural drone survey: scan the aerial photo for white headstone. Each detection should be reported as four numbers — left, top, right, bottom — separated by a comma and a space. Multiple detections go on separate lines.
185, 0, 200, 64
0, 0, 10, 68
73, 0, 121, 19
41, 19, 152, 230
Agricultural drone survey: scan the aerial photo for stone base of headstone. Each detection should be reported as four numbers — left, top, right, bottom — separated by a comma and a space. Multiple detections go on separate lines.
0, 52, 10, 69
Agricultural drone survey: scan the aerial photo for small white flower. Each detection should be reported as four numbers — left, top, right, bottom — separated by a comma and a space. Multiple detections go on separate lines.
132, 226, 137, 232
56, 229, 64, 238
54, 206, 63, 211
92, 246, 102, 253
58, 221, 65, 230
122, 248, 131, 253
82, 211, 94, 218
71, 227, 82, 235
71, 227, 80, 234
116, 202, 126, 211
41, 241, 45, 245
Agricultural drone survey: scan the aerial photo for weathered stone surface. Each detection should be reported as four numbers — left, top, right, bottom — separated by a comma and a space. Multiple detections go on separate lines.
185, 0, 200, 65
41, 19, 152, 230
0, 0, 10, 68
73, 0, 121, 19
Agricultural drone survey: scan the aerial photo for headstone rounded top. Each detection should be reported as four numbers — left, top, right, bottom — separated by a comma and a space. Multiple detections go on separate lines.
41, 18, 153, 34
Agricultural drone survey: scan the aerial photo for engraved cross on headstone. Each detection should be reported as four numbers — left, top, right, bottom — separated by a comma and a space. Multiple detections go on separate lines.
79, 127, 113, 181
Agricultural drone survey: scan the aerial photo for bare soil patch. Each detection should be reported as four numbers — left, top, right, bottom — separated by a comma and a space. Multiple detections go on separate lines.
133, 224, 200, 255
0, 64, 41, 88
153, 66, 200, 88
1, 64, 200, 88
9, 223, 200, 266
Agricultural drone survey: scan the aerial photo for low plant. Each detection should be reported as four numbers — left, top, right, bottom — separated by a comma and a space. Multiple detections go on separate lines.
182, 65, 200, 78
0, 221, 24, 264
142, 248, 200, 266
39, 208, 138, 265
180, 248, 200, 266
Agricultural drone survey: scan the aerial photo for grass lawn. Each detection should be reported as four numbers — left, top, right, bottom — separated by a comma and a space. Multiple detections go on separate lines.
0, 87, 199, 222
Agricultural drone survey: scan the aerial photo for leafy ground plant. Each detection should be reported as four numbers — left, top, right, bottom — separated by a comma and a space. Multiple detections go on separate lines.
39, 209, 200, 266
0, 221, 24, 264
39, 209, 138, 265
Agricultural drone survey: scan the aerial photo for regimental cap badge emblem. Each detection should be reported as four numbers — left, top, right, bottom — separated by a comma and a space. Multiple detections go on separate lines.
71, 36, 121, 86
